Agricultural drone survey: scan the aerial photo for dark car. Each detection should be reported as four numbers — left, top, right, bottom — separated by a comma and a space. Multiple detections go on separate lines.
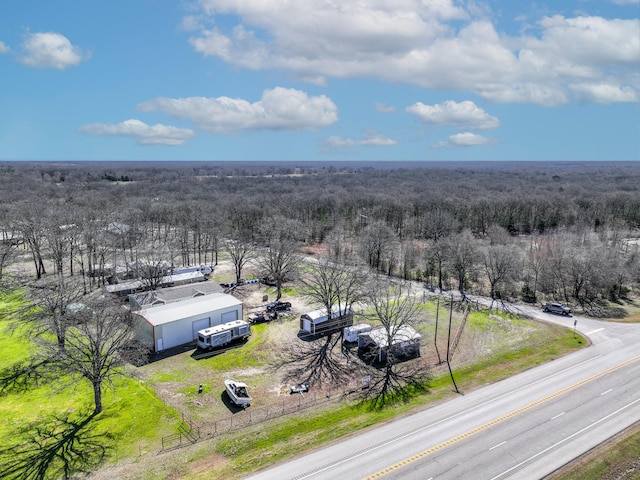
542, 303, 571, 315
266, 301, 291, 313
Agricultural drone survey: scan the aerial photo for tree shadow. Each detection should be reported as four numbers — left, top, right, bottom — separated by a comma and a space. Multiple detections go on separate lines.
275, 333, 359, 387
357, 349, 430, 411
0, 410, 114, 480
0, 358, 54, 396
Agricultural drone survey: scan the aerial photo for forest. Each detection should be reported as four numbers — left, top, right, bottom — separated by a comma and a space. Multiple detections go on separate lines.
1, 160, 639, 312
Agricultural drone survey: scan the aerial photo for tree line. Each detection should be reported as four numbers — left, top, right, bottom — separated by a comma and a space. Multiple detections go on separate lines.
1, 161, 638, 309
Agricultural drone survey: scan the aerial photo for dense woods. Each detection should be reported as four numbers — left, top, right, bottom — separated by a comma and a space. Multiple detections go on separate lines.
1, 161, 639, 312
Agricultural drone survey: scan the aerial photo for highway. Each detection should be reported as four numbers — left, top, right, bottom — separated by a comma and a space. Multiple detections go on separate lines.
246, 304, 640, 480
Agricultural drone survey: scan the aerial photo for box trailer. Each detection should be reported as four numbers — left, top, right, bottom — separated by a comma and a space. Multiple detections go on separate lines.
300, 306, 354, 336
197, 320, 251, 350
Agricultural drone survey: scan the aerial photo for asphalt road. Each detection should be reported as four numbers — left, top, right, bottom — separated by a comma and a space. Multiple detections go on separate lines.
246, 303, 640, 480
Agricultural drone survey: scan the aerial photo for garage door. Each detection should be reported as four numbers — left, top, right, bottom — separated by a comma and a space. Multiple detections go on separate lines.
221, 310, 238, 323
192, 317, 211, 339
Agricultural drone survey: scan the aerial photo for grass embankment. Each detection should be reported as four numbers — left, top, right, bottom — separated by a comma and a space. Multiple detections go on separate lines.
0, 290, 182, 479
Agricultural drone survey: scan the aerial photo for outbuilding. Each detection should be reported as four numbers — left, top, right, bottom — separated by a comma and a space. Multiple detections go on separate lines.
358, 325, 421, 363
133, 292, 243, 352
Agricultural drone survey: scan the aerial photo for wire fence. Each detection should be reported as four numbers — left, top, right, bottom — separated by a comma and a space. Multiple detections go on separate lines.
160, 389, 347, 452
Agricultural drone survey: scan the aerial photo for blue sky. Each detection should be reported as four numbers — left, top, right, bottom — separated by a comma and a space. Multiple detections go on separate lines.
0, 0, 638, 162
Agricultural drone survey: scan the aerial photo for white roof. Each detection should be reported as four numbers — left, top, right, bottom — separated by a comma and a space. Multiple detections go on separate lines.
104, 271, 205, 293
302, 305, 353, 322
199, 319, 249, 336
134, 293, 242, 327
363, 325, 421, 348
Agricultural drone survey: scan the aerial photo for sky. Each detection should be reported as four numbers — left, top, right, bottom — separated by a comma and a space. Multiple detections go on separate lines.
0, 0, 639, 162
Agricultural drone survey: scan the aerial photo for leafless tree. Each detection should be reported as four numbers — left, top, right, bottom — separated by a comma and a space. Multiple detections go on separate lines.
256, 223, 301, 300
28, 276, 85, 348
361, 281, 429, 407
14, 202, 48, 279
223, 239, 256, 285
301, 256, 368, 326
45, 296, 134, 414
445, 229, 477, 296
481, 243, 521, 303
130, 240, 178, 291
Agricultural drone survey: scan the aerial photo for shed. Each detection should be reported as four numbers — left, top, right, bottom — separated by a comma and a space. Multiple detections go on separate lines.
133, 293, 243, 352
358, 325, 421, 363
299, 306, 354, 336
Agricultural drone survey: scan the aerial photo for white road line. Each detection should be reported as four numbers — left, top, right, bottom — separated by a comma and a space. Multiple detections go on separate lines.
489, 441, 507, 451
551, 412, 565, 420
490, 398, 640, 480
601, 389, 612, 396
586, 328, 605, 335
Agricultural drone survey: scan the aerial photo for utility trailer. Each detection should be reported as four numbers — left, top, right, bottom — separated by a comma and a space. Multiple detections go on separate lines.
197, 320, 251, 350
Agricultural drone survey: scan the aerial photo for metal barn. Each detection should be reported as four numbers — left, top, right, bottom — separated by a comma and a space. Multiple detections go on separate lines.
133, 293, 243, 352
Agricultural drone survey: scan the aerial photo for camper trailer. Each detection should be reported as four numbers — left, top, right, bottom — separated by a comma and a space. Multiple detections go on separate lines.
343, 323, 372, 343
197, 320, 251, 350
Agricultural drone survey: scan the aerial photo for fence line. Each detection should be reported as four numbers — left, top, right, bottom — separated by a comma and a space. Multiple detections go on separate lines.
160, 389, 348, 452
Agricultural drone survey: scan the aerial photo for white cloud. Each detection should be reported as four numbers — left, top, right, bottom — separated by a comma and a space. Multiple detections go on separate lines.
79, 119, 196, 146
19, 32, 89, 69
138, 87, 338, 133
609, 0, 639, 4
434, 132, 498, 147
375, 103, 396, 113
187, 2, 640, 106
407, 100, 500, 129
0, 41, 9, 54
570, 82, 638, 103
326, 133, 396, 148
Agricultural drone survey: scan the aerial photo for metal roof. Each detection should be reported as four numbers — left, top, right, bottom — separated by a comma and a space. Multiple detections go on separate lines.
134, 293, 242, 327
361, 325, 421, 348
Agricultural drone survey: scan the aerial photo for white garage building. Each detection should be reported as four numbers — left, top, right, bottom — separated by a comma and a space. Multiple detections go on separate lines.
133, 293, 243, 352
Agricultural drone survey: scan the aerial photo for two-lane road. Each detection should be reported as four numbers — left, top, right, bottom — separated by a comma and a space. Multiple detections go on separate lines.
247, 307, 640, 480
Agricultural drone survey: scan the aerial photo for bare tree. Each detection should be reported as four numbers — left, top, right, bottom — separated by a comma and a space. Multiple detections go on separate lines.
481, 243, 521, 302
362, 281, 428, 407
223, 239, 256, 285
301, 257, 367, 325
444, 229, 477, 296
46, 296, 134, 414
256, 217, 303, 300
29, 276, 85, 348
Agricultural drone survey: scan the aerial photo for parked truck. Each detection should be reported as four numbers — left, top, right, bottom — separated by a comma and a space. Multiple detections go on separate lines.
197, 320, 251, 350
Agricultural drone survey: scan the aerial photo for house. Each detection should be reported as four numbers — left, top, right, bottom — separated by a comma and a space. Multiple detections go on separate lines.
132, 293, 243, 352
299, 306, 354, 336
128, 281, 224, 311
358, 325, 421, 363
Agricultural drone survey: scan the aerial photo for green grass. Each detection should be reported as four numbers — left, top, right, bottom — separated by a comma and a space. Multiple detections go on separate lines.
0, 290, 182, 478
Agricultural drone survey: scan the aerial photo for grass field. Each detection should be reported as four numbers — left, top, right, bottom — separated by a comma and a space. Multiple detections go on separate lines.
0, 290, 182, 480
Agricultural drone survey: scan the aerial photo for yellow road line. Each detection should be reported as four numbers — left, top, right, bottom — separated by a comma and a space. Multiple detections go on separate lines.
363, 355, 640, 480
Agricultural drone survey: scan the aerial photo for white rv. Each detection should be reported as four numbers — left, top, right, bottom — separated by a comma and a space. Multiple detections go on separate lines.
197, 320, 251, 350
